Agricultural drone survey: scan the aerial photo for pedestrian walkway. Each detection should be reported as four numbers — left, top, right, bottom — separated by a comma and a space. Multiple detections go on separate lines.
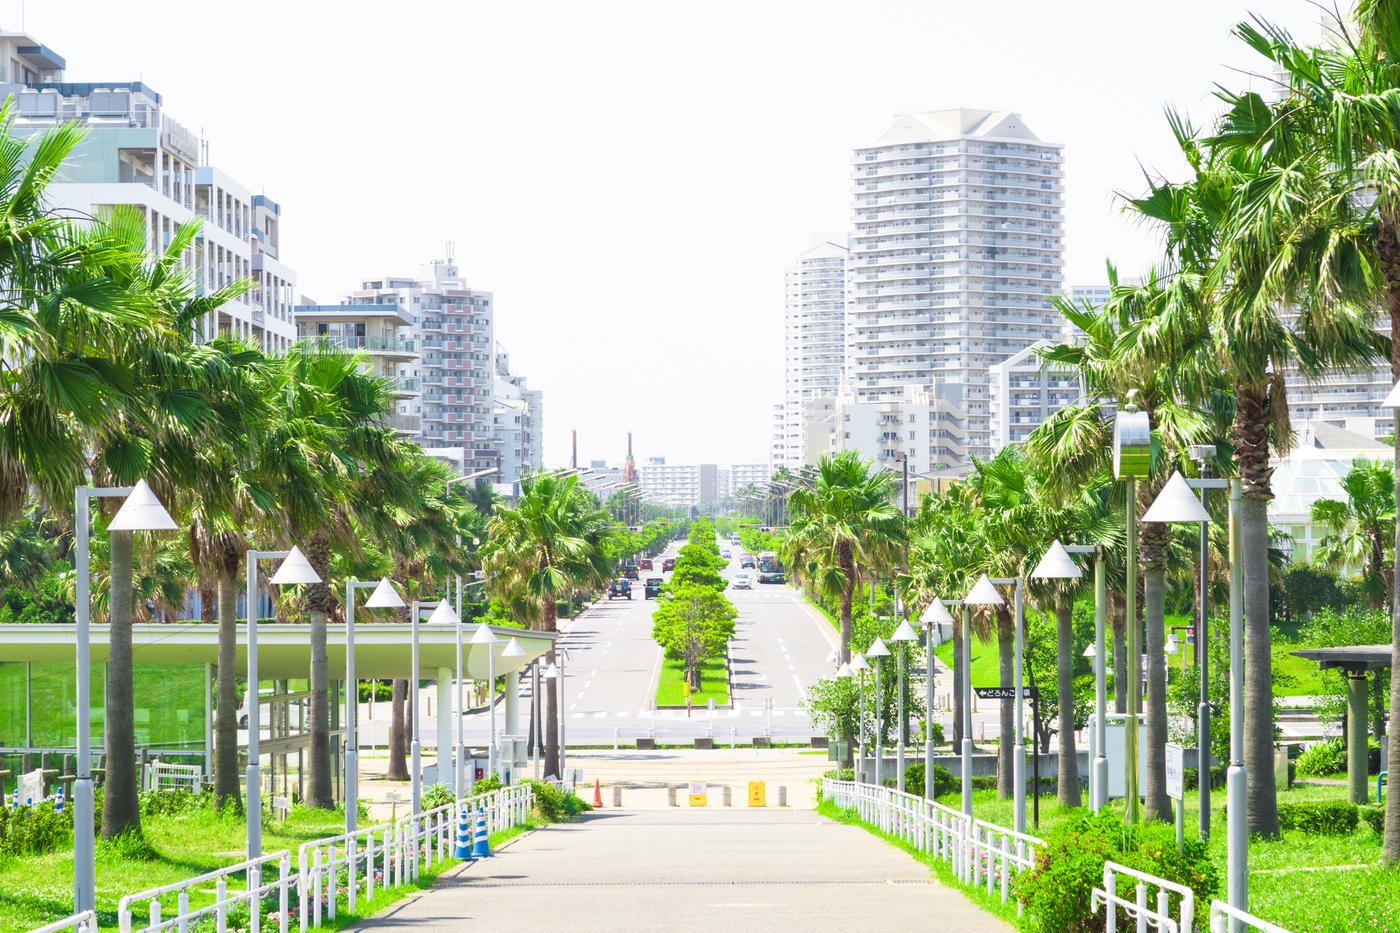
345, 807, 1011, 933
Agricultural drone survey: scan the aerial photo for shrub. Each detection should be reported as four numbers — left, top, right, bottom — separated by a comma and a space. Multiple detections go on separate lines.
1296, 739, 1346, 777
898, 762, 959, 798
1016, 810, 1218, 933
1359, 805, 1385, 834
1276, 800, 1359, 835
971, 775, 998, 791
1182, 766, 1225, 791
527, 780, 590, 821
471, 773, 503, 795
139, 789, 207, 817
823, 767, 854, 781
422, 783, 454, 811
0, 800, 71, 857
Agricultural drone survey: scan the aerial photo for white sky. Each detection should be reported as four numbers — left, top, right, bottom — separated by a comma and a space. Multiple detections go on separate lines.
20, 0, 1327, 468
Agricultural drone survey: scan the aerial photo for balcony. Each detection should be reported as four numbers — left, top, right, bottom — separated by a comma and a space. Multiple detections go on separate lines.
319, 335, 417, 355
389, 413, 422, 434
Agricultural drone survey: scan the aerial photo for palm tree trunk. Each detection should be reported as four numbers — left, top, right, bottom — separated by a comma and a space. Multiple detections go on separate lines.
1235, 379, 1279, 838
213, 569, 240, 809
386, 679, 408, 781
1384, 217, 1400, 863
952, 613, 964, 750
1054, 596, 1080, 807
303, 531, 335, 809
1111, 591, 1127, 714
837, 541, 855, 662
996, 608, 1014, 800
101, 530, 140, 840
543, 594, 560, 778
1143, 565, 1171, 821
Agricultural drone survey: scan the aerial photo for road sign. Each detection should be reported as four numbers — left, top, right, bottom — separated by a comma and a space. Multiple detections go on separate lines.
688, 782, 707, 807
973, 686, 1039, 700
748, 781, 766, 807
1165, 743, 1185, 800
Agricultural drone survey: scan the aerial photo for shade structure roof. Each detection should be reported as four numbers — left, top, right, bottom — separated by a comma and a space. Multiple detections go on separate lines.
0, 622, 555, 680
1291, 645, 1393, 673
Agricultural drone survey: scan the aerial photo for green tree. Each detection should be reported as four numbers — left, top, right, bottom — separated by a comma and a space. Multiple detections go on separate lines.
1311, 459, 1395, 609
650, 581, 737, 690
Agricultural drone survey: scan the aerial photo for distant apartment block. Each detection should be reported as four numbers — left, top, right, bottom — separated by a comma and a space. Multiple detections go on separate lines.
5, 31, 297, 352
492, 343, 544, 483
988, 339, 1082, 451
639, 462, 719, 509
293, 299, 421, 436
776, 240, 849, 468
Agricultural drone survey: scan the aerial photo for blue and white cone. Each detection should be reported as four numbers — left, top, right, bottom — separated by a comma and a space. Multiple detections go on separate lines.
471, 807, 491, 858
454, 804, 473, 859
53, 789, 64, 813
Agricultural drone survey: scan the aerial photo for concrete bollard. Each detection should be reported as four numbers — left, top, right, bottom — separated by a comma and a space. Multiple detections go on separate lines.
778, 786, 787, 807
722, 785, 732, 807
612, 785, 622, 807
667, 785, 677, 807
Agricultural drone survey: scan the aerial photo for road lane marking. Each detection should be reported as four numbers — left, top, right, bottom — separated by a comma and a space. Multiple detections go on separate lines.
793, 673, 806, 699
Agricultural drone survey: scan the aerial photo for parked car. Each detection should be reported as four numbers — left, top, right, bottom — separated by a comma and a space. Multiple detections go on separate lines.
608, 579, 632, 600
732, 572, 753, 589
639, 558, 653, 571
661, 558, 676, 572
739, 554, 756, 569
645, 577, 664, 599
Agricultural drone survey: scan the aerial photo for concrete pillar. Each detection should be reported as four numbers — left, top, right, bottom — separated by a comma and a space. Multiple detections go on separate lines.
504, 671, 520, 736
1348, 673, 1369, 805
436, 669, 452, 777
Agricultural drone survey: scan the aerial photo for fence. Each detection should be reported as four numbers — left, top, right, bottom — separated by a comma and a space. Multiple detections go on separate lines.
1208, 901, 1294, 933
25, 912, 96, 933
1091, 860, 1195, 933
117, 850, 293, 933
143, 761, 203, 794
821, 778, 1042, 910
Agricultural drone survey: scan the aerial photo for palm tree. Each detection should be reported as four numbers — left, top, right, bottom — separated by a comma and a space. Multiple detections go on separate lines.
481, 472, 613, 777
780, 450, 903, 664
1311, 459, 1396, 608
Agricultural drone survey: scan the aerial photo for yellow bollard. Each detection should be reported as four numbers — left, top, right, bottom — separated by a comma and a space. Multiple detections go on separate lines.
688, 781, 707, 806
748, 780, 766, 807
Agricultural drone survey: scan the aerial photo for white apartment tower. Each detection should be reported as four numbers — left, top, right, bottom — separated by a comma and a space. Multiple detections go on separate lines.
847, 109, 1065, 469
493, 343, 545, 483
4, 32, 297, 352
777, 240, 849, 467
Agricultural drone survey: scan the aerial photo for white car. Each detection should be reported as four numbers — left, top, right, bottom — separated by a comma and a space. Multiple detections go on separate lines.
720, 548, 732, 559
732, 572, 753, 589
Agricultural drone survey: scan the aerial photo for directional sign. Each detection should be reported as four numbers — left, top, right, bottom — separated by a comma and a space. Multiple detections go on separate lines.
1165, 743, 1185, 800
973, 686, 1039, 700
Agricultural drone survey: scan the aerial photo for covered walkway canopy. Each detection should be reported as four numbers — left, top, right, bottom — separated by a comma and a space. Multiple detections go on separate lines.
1291, 644, 1390, 805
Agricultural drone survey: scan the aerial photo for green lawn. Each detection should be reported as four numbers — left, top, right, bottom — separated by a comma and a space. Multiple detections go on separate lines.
655, 657, 729, 706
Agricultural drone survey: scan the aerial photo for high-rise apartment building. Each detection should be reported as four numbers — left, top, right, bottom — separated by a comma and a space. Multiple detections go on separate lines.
4, 31, 297, 352
293, 299, 421, 436
847, 109, 1065, 469
987, 339, 1083, 451
776, 240, 849, 467
492, 343, 544, 483
638, 462, 719, 509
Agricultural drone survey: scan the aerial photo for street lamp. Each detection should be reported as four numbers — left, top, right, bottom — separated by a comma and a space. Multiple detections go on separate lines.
73, 479, 175, 913
344, 577, 403, 835
247, 545, 321, 861
965, 573, 1027, 829
1113, 405, 1152, 823
469, 622, 502, 777
920, 598, 954, 803
409, 599, 459, 817
865, 638, 891, 786
889, 619, 919, 792
1030, 539, 1094, 820
850, 653, 871, 778
500, 637, 526, 779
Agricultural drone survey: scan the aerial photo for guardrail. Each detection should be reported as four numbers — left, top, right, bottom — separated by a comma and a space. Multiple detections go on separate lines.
25, 911, 97, 933
118, 850, 292, 933
1208, 900, 1294, 933
1091, 860, 1194, 933
821, 778, 1038, 911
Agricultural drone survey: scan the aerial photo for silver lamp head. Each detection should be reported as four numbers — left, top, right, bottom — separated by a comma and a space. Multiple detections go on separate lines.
921, 599, 954, 625
427, 598, 459, 625
469, 622, 500, 646
1082, 643, 1097, 659
865, 638, 891, 658
365, 577, 405, 609
108, 479, 177, 532
964, 574, 1003, 606
542, 663, 560, 679
501, 636, 526, 658
1031, 540, 1082, 580
889, 619, 919, 642
849, 653, 871, 672
835, 662, 853, 678
1142, 471, 1210, 524
270, 546, 321, 585
1165, 633, 1179, 655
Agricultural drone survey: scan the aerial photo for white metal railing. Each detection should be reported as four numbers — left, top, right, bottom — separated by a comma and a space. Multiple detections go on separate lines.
294, 783, 535, 932
143, 761, 202, 793
24, 911, 97, 933
1209, 901, 1293, 933
821, 778, 1037, 910
1091, 860, 1195, 933
118, 850, 292, 933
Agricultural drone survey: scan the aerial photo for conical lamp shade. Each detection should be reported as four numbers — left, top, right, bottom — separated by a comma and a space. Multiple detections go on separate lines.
865, 638, 891, 658
836, 663, 853, 678
365, 577, 404, 608
964, 574, 1003, 606
1142, 471, 1210, 524
469, 622, 500, 646
542, 663, 560, 679
270, 546, 321, 585
427, 598, 459, 625
890, 619, 919, 642
108, 479, 177, 532
501, 636, 526, 658
1031, 540, 1082, 579
921, 599, 954, 625
849, 653, 871, 672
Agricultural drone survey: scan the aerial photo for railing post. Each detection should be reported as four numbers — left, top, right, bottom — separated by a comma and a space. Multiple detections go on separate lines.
178, 890, 190, 933
149, 900, 161, 933
349, 837, 358, 913
1135, 881, 1148, 933
1106, 870, 1117, 933
250, 863, 263, 933
280, 853, 291, 933
216, 876, 228, 933
313, 848, 323, 928
1000, 835, 1010, 904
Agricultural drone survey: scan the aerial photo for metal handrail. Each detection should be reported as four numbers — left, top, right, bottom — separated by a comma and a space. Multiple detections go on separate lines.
1091, 860, 1195, 933
1209, 900, 1294, 933
118, 850, 292, 933
24, 911, 97, 933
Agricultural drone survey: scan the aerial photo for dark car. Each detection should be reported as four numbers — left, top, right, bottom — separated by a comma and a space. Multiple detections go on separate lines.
662, 558, 676, 572
644, 577, 664, 599
739, 554, 755, 569
639, 558, 653, 571
608, 579, 632, 600
621, 565, 639, 580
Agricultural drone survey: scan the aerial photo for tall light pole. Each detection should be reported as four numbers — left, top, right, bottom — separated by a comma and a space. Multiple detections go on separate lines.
501, 636, 527, 777
1030, 540, 1094, 812
921, 599, 955, 802
345, 578, 404, 835
470, 622, 502, 776
965, 573, 1028, 831
850, 653, 871, 778
247, 546, 321, 861
865, 638, 891, 786
73, 479, 175, 914
543, 650, 570, 777
410, 599, 459, 816
1113, 406, 1152, 823
445, 465, 498, 799
889, 619, 919, 792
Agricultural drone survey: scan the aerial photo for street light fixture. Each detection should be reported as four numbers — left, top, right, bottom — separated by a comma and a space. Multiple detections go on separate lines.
73, 478, 175, 914
469, 622, 502, 777
921, 598, 954, 803
965, 573, 1035, 831
246, 545, 321, 861
1113, 405, 1152, 824
889, 619, 919, 792
865, 638, 891, 786
344, 577, 403, 835
850, 653, 871, 776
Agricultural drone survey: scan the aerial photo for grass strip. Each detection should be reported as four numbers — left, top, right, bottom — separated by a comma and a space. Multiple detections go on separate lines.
655, 656, 728, 706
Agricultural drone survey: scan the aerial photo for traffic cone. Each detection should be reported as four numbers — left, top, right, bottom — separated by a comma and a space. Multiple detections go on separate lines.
454, 804, 473, 859
593, 779, 604, 808
471, 807, 491, 858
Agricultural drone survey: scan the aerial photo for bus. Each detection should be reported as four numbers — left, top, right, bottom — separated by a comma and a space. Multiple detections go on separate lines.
757, 552, 785, 584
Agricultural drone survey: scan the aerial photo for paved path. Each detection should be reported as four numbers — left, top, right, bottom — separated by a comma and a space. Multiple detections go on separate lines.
346, 807, 1011, 933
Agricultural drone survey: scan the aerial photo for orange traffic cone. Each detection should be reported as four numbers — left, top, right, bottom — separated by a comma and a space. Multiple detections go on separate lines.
593, 778, 604, 808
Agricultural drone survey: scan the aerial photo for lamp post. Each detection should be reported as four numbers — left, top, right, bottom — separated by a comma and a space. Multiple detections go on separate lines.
850, 653, 871, 778
835, 661, 853, 765
73, 479, 176, 913
1030, 540, 1094, 820
921, 599, 955, 802
865, 638, 891, 786
500, 637, 526, 779
1113, 406, 1152, 823
345, 578, 403, 835
965, 573, 1029, 831
246, 546, 321, 861
410, 599, 459, 816
542, 651, 569, 778
470, 622, 502, 777
889, 619, 919, 792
